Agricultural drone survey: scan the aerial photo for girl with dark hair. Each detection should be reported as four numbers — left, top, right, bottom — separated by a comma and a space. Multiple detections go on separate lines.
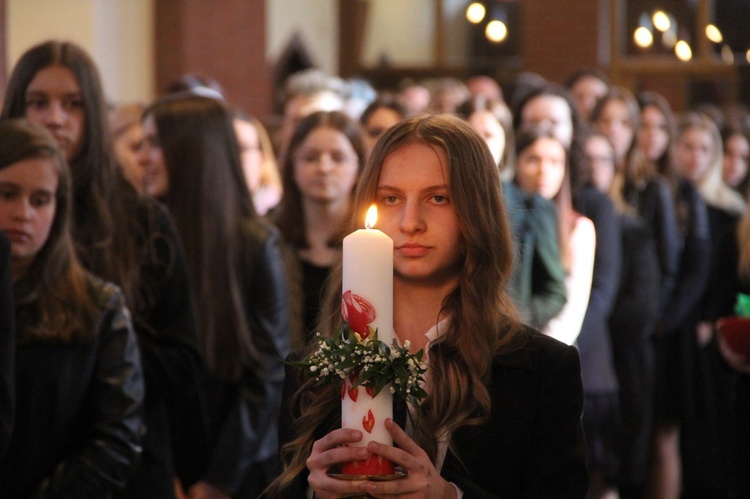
0, 119, 144, 497
359, 95, 406, 155
139, 93, 290, 498
1, 40, 201, 498
275, 110, 367, 348
266, 114, 588, 498
514, 123, 595, 347
516, 85, 622, 498
457, 95, 515, 180
591, 87, 640, 178
564, 67, 611, 124
721, 123, 750, 198
637, 91, 674, 178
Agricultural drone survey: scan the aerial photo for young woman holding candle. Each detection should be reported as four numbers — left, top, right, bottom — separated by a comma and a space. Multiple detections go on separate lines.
0, 119, 144, 496
266, 114, 589, 498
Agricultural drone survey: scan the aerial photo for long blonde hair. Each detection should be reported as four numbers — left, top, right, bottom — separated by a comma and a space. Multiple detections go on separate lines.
675, 112, 746, 216
266, 114, 522, 495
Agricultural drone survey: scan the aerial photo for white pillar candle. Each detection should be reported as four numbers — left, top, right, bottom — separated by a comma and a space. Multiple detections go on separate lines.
341, 205, 394, 451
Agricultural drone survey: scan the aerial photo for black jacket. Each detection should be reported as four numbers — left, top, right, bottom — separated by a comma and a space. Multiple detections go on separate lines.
118, 198, 201, 498
573, 186, 621, 393
0, 277, 144, 497
279, 327, 589, 498
178, 216, 291, 496
0, 233, 13, 459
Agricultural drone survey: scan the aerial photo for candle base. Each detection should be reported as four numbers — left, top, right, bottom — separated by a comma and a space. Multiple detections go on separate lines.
340, 452, 396, 476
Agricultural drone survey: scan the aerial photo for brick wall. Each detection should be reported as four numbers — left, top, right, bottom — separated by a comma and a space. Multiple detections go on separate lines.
522, 0, 607, 84
154, 0, 272, 117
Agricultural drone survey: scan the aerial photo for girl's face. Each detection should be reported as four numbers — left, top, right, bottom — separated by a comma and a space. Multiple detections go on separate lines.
24, 65, 86, 162
639, 105, 670, 162
515, 137, 567, 200
584, 135, 616, 193
112, 123, 145, 193
363, 107, 402, 153
0, 158, 58, 276
137, 114, 170, 198
596, 99, 634, 163
234, 119, 263, 193
468, 110, 506, 166
723, 133, 749, 188
570, 75, 609, 122
520, 95, 574, 148
675, 127, 715, 184
377, 141, 462, 288
293, 126, 359, 204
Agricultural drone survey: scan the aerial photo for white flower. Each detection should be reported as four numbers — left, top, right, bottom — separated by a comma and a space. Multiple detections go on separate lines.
310, 366, 317, 372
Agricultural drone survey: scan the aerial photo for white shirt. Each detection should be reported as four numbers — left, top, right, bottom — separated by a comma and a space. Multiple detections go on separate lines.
542, 215, 596, 345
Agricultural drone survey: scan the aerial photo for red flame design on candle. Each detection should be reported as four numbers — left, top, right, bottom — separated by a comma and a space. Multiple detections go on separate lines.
341, 291, 376, 339
362, 410, 375, 433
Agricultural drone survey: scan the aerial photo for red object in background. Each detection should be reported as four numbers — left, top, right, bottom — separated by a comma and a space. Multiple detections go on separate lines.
341, 452, 396, 476
718, 316, 750, 356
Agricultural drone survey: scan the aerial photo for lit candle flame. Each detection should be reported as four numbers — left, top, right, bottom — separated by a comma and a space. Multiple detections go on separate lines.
365, 205, 378, 229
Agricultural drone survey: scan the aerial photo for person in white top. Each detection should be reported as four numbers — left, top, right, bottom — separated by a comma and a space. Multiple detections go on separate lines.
514, 123, 596, 346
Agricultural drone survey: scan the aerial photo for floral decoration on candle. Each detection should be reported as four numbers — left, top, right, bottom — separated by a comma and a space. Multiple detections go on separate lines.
294, 325, 427, 410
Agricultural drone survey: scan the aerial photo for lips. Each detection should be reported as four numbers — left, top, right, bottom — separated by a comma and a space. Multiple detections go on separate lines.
396, 243, 429, 257
4, 229, 31, 243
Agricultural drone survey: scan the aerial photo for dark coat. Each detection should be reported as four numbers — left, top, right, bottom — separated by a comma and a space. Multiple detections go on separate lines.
623, 177, 681, 311
0, 233, 13, 459
573, 186, 621, 394
119, 199, 201, 498
608, 214, 661, 485
279, 327, 589, 498
177, 216, 291, 496
0, 277, 144, 497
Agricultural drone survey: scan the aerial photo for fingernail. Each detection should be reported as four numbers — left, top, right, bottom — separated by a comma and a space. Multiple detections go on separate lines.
351, 430, 362, 439
358, 448, 369, 458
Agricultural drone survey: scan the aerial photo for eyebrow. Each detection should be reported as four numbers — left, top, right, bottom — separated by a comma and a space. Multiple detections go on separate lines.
376, 184, 449, 193
25, 90, 83, 98
0, 181, 55, 194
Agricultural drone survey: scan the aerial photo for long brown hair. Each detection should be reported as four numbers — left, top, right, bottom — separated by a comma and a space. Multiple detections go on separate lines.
145, 93, 262, 381
277, 110, 366, 249
267, 114, 522, 495
0, 119, 98, 343
515, 123, 576, 272
1, 40, 142, 312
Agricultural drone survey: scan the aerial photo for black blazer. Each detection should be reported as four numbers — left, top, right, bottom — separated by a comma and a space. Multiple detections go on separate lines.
280, 327, 589, 498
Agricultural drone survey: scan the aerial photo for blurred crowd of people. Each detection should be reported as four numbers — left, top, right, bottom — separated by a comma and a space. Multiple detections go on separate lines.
0, 39, 749, 499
